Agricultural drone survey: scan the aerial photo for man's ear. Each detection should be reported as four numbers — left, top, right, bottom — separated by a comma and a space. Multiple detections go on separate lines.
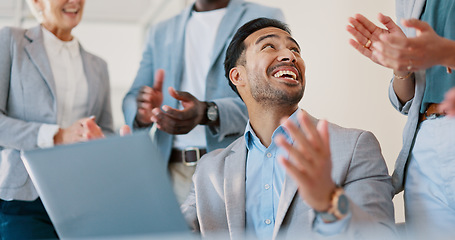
229, 66, 246, 87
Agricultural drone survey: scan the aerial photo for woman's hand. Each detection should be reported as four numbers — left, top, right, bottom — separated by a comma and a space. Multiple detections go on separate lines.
347, 13, 406, 67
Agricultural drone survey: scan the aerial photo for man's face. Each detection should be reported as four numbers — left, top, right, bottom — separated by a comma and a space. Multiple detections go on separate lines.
240, 27, 306, 106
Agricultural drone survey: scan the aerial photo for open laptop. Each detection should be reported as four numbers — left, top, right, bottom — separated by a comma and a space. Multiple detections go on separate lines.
21, 130, 192, 239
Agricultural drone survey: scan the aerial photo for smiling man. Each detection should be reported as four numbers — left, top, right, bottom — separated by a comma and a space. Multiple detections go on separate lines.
181, 18, 397, 239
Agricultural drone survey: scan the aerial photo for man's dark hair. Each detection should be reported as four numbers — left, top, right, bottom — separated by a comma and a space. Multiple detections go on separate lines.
224, 18, 291, 97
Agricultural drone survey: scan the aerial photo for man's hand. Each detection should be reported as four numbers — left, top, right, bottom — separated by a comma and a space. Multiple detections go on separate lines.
54, 117, 104, 145
150, 87, 206, 135
135, 69, 165, 127
275, 110, 336, 212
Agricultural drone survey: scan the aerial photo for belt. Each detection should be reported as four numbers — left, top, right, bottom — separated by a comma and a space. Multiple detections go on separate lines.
169, 147, 207, 166
419, 103, 446, 123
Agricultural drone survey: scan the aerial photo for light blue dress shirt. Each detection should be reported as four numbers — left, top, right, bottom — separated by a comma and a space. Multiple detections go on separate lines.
244, 109, 351, 239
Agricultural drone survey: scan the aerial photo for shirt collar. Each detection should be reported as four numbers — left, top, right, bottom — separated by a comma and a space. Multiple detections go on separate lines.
244, 108, 301, 151
42, 26, 80, 58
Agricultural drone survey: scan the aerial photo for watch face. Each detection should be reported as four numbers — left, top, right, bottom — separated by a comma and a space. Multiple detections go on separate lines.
337, 194, 349, 215
207, 105, 218, 121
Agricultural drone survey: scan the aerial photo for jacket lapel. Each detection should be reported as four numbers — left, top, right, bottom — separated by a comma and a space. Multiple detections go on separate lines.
24, 25, 57, 102
224, 138, 247, 238
273, 174, 298, 239
409, 0, 426, 19
208, 0, 246, 69
172, 5, 193, 93
80, 46, 100, 115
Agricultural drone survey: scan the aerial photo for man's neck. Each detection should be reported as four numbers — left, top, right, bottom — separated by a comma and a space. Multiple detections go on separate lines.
194, 0, 230, 12
248, 104, 299, 148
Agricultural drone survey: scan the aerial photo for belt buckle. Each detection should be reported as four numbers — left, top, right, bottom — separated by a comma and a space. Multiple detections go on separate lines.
182, 147, 200, 166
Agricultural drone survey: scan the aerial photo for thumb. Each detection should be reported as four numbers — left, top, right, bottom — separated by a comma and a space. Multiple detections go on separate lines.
119, 125, 132, 136
168, 87, 194, 102
378, 13, 401, 33
402, 18, 432, 35
153, 69, 165, 91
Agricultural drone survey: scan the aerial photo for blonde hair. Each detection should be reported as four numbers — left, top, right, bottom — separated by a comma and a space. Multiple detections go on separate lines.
25, 0, 43, 23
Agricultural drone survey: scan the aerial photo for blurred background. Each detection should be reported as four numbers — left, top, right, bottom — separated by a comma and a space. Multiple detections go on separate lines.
0, 0, 405, 222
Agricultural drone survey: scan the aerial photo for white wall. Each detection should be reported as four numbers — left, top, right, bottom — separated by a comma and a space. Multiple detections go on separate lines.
247, 0, 406, 223
0, 0, 406, 223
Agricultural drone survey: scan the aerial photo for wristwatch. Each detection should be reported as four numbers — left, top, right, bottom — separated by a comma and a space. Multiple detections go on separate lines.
316, 187, 349, 223
206, 102, 219, 124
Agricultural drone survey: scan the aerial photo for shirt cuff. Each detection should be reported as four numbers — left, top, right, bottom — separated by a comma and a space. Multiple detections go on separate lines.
37, 124, 60, 148
313, 211, 352, 236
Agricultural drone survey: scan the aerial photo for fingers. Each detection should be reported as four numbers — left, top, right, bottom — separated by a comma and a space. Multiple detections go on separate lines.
299, 111, 324, 153
347, 16, 373, 43
137, 86, 154, 103
377, 13, 402, 33
353, 13, 379, 34
402, 18, 432, 35
153, 69, 165, 91
168, 87, 194, 103
119, 125, 132, 136
81, 118, 104, 140
150, 108, 194, 134
275, 111, 331, 177
278, 155, 311, 187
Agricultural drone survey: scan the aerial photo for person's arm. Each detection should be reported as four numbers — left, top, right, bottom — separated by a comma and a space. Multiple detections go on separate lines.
180, 180, 200, 232
123, 27, 158, 129
275, 111, 396, 238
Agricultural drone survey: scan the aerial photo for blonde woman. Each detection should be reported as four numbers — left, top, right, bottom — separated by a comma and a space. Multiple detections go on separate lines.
0, 0, 113, 238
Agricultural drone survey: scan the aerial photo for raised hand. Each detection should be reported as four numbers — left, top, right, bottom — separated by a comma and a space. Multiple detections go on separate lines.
150, 87, 206, 135
347, 13, 406, 67
275, 110, 336, 212
372, 18, 453, 72
135, 69, 165, 127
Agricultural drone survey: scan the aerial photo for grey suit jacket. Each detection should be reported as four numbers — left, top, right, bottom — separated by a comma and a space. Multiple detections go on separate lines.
122, 0, 284, 163
0, 25, 114, 201
182, 115, 397, 239
389, 0, 426, 193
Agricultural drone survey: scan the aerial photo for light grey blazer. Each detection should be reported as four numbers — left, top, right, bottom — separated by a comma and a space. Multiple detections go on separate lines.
182, 115, 397, 239
122, 0, 284, 163
0, 25, 114, 201
389, 0, 426, 193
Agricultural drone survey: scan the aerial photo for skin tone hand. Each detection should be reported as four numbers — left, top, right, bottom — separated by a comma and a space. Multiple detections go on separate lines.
372, 18, 455, 72
347, 13, 415, 104
135, 69, 165, 127
151, 87, 206, 135
347, 13, 406, 69
119, 125, 132, 136
53, 116, 104, 145
275, 110, 336, 212
439, 87, 455, 117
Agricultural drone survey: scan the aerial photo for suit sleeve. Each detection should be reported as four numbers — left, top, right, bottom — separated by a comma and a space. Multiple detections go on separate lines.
122, 27, 156, 128
340, 131, 398, 239
0, 27, 43, 151
180, 179, 200, 232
